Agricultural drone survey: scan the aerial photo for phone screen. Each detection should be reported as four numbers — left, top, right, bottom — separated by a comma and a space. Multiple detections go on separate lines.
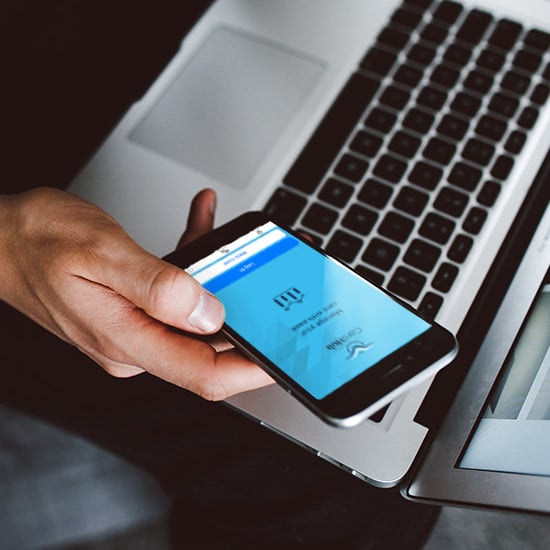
186, 221, 431, 400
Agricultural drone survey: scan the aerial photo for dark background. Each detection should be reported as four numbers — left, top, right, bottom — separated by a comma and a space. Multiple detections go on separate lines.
4, 1, 210, 194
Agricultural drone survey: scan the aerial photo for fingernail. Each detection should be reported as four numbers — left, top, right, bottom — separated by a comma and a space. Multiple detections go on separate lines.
188, 291, 224, 333
208, 190, 217, 215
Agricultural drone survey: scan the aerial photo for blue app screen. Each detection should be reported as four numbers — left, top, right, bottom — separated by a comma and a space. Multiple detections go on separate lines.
187, 223, 430, 400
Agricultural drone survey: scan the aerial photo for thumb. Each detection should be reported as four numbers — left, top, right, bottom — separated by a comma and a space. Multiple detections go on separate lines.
97, 240, 225, 334
145, 261, 226, 334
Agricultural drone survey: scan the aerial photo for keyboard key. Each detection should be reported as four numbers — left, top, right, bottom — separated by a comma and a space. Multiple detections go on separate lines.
477, 180, 501, 207
431, 64, 461, 89
544, 61, 550, 82
388, 130, 421, 158
504, 130, 526, 155
531, 83, 550, 106
448, 234, 473, 263
404, 239, 441, 272
326, 230, 363, 263
365, 107, 397, 133
463, 206, 487, 234
391, 7, 424, 30
423, 137, 456, 165
358, 179, 393, 209
491, 155, 514, 180
456, 9, 493, 45
443, 43, 472, 67
523, 29, 550, 53
433, 1, 463, 24
380, 85, 411, 110
448, 161, 482, 191
462, 137, 495, 166
373, 154, 407, 183
417, 86, 447, 111
342, 204, 378, 235
418, 292, 444, 319
450, 91, 481, 117
264, 187, 307, 227
437, 114, 469, 141
362, 238, 399, 271
488, 92, 519, 118
378, 26, 410, 51
463, 70, 493, 94
394, 64, 423, 88
421, 23, 448, 46
501, 70, 531, 95
393, 186, 429, 217
408, 44, 437, 67
302, 203, 338, 234
476, 48, 506, 73
434, 186, 468, 217
475, 115, 507, 142
379, 211, 415, 243
408, 160, 443, 190
334, 153, 369, 182
350, 130, 383, 158
355, 264, 385, 286
512, 49, 542, 74
517, 106, 538, 129
419, 212, 455, 244
361, 47, 397, 77
285, 73, 379, 193
319, 178, 354, 208
432, 263, 459, 293
403, 107, 435, 133
488, 19, 522, 52
389, 267, 427, 302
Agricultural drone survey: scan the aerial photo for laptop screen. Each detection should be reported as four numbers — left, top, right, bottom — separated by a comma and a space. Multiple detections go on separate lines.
460, 273, 550, 476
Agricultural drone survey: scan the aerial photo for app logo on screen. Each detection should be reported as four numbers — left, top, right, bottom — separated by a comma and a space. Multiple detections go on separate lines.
346, 341, 374, 360
273, 287, 304, 310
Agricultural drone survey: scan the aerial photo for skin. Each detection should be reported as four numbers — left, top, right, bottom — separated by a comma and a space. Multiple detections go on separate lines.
0, 187, 273, 400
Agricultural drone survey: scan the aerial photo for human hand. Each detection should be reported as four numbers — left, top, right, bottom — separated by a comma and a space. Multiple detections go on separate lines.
0, 187, 272, 400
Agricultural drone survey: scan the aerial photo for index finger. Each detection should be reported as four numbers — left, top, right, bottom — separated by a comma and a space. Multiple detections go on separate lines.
116, 317, 273, 400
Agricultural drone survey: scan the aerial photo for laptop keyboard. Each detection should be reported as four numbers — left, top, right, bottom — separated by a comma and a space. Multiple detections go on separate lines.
264, 0, 550, 320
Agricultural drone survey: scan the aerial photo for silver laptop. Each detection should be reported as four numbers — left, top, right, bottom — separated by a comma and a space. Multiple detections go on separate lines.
68, 0, 550, 493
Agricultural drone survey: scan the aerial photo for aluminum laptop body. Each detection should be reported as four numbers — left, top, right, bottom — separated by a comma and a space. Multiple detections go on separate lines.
68, 0, 550, 489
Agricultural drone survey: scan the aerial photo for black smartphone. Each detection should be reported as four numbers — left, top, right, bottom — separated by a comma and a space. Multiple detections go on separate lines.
165, 211, 458, 428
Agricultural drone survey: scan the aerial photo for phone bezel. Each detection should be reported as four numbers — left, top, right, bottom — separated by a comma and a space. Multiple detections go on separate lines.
164, 211, 458, 427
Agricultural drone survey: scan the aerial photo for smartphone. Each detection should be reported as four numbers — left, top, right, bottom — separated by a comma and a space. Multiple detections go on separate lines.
165, 211, 458, 428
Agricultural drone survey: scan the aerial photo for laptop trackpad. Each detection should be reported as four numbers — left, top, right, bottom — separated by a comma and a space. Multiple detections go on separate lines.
130, 27, 324, 189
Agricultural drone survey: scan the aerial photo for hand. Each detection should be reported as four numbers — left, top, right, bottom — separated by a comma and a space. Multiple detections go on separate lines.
0, 187, 272, 400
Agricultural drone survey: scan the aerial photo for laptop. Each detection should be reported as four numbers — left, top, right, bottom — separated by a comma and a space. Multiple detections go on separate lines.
68, 0, 550, 509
